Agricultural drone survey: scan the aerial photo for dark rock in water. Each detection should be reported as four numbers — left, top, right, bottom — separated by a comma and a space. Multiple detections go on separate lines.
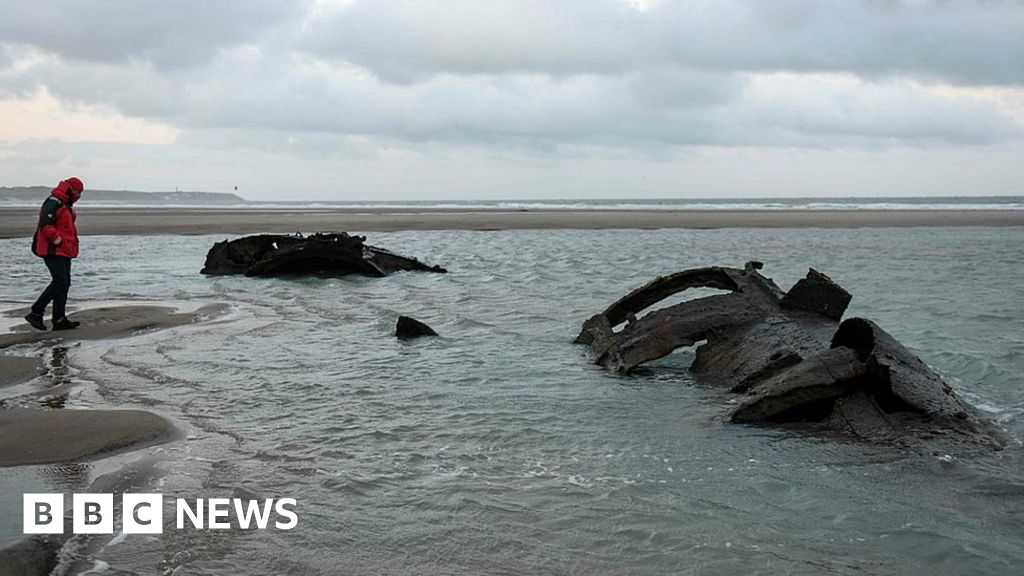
201, 232, 446, 277
576, 261, 1006, 452
396, 316, 438, 340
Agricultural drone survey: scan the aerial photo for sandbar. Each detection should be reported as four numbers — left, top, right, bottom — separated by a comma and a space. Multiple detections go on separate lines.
0, 304, 227, 349
0, 303, 226, 467
0, 408, 176, 467
0, 207, 1022, 238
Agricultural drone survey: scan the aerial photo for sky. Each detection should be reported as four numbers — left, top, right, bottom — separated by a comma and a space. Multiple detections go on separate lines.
0, 0, 1022, 201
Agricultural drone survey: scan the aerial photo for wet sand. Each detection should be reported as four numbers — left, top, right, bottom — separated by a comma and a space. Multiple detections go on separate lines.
0, 207, 1022, 237
0, 303, 226, 467
0, 356, 43, 387
0, 303, 226, 349
0, 408, 176, 467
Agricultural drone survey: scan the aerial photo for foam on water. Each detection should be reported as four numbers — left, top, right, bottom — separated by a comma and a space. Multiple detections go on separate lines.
1, 227, 1023, 575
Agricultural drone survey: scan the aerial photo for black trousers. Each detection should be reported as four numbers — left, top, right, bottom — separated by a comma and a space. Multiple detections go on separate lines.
31, 256, 72, 321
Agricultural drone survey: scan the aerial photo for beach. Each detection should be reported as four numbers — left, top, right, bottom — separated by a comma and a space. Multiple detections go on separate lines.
0, 207, 1023, 238
0, 304, 225, 466
0, 302, 227, 573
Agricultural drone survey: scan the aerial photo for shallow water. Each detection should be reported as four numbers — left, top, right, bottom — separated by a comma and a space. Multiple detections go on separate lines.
2, 227, 1023, 575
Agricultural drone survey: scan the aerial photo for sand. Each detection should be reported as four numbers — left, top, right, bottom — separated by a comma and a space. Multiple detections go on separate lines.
0, 207, 1022, 238
0, 535, 64, 576
0, 303, 226, 467
0, 303, 227, 349
0, 355, 43, 387
0, 408, 177, 467
0, 304, 203, 573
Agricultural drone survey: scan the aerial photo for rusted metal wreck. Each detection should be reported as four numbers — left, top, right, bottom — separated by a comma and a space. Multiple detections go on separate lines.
576, 262, 1005, 451
201, 232, 446, 277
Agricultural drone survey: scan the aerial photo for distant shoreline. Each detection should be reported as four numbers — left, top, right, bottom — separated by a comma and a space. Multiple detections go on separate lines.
1, 207, 1022, 237
3, 188, 1023, 210
0, 186, 245, 206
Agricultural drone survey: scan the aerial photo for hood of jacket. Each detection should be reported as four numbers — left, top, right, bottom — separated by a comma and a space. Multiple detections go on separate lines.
51, 177, 84, 204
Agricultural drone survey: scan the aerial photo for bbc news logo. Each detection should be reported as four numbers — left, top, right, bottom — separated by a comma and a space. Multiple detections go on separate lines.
24, 494, 297, 534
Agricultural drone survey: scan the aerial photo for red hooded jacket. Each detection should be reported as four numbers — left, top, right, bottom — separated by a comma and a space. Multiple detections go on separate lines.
32, 177, 83, 259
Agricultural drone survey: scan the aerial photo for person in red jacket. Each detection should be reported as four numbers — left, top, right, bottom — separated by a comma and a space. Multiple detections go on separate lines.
24, 177, 84, 331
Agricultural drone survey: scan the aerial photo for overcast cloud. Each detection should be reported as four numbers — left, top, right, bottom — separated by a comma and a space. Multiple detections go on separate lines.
0, 0, 1021, 199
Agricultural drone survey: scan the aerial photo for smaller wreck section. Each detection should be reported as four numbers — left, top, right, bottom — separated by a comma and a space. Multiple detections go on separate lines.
201, 232, 446, 277
396, 316, 439, 340
577, 262, 1006, 451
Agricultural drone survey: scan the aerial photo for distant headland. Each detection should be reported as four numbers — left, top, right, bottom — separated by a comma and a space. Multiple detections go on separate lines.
0, 186, 248, 206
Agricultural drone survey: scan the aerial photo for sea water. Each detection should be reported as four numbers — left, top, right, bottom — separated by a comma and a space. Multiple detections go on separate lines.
1, 227, 1023, 575
2, 195, 1023, 211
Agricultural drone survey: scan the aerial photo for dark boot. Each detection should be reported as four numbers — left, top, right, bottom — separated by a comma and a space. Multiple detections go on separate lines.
52, 318, 80, 331
24, 312, 47, 331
